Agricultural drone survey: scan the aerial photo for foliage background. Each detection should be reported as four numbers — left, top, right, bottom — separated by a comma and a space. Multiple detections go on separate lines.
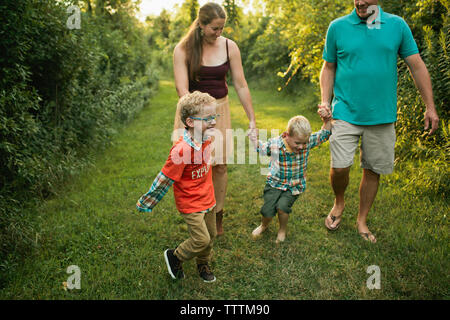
0, 0, 158, 278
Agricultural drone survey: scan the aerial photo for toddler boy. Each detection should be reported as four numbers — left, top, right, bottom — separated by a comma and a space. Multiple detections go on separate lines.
249, 110, 332, 243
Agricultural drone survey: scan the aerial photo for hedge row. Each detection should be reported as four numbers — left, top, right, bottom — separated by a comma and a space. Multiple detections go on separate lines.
0, 0, 158, 268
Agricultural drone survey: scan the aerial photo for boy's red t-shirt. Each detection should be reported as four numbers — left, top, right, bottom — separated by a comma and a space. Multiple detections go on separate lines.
161, 137, 215, 214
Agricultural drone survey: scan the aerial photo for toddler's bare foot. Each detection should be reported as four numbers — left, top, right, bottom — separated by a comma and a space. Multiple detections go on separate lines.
251, 225, 267, 239
276, 230, 286, 244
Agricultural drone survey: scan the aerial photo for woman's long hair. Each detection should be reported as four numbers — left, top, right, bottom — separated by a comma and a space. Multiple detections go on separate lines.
179, 3, 227, 81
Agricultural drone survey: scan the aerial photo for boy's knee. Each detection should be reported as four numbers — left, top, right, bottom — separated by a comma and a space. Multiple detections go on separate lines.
276, 203, 291, 215
193, 234, 211, 250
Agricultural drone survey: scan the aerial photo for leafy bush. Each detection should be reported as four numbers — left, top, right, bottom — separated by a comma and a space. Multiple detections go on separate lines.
388, 0, 449, 197
0, 0, 158, 268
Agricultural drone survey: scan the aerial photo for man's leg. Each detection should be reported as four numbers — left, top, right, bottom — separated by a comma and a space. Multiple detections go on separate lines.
358, 122, 395, 243
327, 120, 361, 230
357, 169, 379, 243
326, 166, 351, 229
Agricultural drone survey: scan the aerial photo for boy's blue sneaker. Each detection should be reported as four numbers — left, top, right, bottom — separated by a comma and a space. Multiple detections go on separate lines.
164, 249, 184, 279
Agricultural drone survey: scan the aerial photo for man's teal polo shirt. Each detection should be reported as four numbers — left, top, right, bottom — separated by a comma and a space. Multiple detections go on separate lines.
323, 6, 419, 125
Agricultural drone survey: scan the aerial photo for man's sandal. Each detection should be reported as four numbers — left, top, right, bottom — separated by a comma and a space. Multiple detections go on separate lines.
325, 213, 342, 231
359, 231, 377, 243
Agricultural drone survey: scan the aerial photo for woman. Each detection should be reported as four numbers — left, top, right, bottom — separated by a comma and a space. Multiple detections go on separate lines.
173, 2, 256, 236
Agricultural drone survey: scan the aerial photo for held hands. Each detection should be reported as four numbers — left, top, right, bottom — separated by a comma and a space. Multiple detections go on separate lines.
318, 103, 332, 132
317, 103, 332, 121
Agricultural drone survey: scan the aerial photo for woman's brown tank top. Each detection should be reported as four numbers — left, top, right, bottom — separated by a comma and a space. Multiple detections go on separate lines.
189, 39, 230, 99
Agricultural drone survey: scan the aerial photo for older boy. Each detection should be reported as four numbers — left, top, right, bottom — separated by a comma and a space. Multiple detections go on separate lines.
136, 91, 219, 282
249, 111, 332, 243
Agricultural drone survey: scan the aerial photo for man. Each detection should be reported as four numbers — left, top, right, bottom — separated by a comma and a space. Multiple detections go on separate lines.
319, 0, 439, 243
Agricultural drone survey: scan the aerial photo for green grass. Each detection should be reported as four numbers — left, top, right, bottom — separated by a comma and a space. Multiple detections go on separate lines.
1, 80, 448, 299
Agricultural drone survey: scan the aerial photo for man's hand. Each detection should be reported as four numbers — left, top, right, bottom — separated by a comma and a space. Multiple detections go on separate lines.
318, 103, 332, 121
424, 108, 439, 135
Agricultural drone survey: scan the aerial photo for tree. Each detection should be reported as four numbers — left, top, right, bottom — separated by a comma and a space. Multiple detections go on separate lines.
182, 0, 199, 24
158, 9, 171, 39
262, 0, 352, 85
222, 0, 243, 41
223, 0, 240, 26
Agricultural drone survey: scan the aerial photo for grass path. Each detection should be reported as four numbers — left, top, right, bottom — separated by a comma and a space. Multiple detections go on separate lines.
2, 80, 448, 299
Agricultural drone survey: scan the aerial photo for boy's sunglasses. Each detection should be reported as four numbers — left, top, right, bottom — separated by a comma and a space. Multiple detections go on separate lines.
189, 114, 220, 124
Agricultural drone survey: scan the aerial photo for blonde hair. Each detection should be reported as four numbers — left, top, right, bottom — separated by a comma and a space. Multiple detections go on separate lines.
178, 91, 216, 126
179, 3, 227, 81
287, 116, 312, 137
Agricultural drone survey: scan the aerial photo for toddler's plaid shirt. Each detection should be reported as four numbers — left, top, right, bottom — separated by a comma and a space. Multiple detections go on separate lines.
255, 129, 331, 195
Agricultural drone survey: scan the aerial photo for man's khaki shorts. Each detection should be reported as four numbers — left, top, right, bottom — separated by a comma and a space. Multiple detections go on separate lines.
329, 120, 396, 175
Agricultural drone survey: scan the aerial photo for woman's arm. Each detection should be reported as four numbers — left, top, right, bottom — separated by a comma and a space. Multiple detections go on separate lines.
228, 39, 256, 129
173, 43, 190, 98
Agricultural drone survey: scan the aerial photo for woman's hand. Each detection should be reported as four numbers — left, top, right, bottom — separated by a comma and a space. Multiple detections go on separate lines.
248, 121, 258, 141
247, 128, 258, 144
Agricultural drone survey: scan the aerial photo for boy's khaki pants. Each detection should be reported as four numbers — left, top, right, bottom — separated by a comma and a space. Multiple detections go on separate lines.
174, 209, 216, 265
